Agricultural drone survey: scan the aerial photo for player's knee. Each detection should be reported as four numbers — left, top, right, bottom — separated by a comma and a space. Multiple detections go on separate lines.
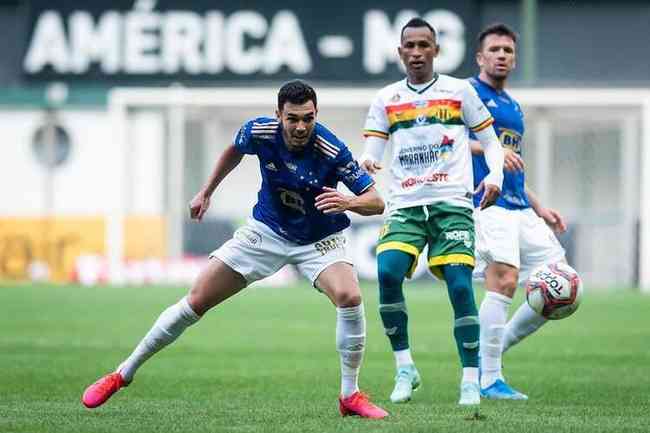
186, 291, 210, 316
493, 271, 518, 296
444, 264, 475, 305
331, 288, 362, 308
444, 265, 472, 290
377, 251, 410, 291
377, 266, 403, 288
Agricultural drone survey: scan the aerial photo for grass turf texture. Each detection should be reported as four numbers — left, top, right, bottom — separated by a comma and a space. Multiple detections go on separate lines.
1, 282, 648, 433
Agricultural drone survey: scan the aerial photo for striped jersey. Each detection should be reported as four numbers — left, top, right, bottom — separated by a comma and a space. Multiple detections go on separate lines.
469, 76, 529, 210
364, 74, 494, 212
233, 117, 374, 245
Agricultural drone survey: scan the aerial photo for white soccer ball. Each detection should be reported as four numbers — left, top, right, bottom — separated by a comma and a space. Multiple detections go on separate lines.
525, 262, 583, 320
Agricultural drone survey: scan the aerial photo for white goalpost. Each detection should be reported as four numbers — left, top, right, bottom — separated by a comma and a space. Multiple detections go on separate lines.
106, 86, 650, 292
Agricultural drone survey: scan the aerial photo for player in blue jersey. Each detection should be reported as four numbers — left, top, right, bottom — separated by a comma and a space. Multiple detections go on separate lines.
470, 24, 568, 400
82, 80, 388, 419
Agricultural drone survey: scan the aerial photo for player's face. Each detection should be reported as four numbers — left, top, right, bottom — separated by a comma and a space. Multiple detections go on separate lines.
477, 34, 516, 80
398, 27, 439, 84
277, 100, 317, 152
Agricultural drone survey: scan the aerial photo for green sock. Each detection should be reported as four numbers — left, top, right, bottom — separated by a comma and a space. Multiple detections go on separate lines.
443, 264, 480, 368
377, 251, 413, 351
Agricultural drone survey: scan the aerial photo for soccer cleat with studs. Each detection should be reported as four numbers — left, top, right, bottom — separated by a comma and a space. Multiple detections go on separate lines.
339, 391, 388, 419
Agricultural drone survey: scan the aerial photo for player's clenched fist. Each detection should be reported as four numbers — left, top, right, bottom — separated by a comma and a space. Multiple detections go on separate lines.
189, 190, 211, 221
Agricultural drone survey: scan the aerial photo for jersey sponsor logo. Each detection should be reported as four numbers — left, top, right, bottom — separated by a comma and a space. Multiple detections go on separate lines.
278, 188, 306, 214
401, 172, 449, 188
314, 235, 346, 256
285, 162, 298, 173
234, 227, 263, 247
445, 230, 472, 248
265, 162, 278, 171
498, 128, 522, 153
397, 135, 454, 169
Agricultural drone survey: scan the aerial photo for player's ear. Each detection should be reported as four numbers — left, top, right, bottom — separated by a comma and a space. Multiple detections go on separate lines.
275, 108, 281, 121
476, 51, 484, 68
433, 43, 440, 58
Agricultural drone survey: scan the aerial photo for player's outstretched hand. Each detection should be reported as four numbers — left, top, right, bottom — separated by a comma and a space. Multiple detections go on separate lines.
360, 159, 382, 175
189, 190, 211, 221
539, 207, 567, 234
315, 186, 351, 215
475, 181, 501, 210
504, 148, 525, 171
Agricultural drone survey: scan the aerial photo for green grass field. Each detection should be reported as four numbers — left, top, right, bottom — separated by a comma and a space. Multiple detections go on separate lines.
1, 282, 648, 433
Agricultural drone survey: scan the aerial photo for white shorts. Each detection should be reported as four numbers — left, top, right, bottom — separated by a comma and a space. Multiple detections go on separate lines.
210, 218, 353, 288
474, 206, 566, 284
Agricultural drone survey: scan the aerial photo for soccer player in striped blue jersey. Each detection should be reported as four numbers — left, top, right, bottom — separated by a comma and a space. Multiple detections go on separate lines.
470, 24, 569, 400
82, 80, 388, 419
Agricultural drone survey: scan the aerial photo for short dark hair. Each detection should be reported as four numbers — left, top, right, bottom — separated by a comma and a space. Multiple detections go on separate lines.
277, 80, 317, 111
400, 17, 436, 42
477, 23, 518, 51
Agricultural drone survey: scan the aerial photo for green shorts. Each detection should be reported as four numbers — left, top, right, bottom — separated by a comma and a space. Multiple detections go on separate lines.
376, 202, 475, 279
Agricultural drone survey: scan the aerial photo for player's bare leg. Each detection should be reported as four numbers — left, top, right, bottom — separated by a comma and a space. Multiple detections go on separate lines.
82, 258, 246, 408
479, 262, 527, 400
317, 262, 388, 419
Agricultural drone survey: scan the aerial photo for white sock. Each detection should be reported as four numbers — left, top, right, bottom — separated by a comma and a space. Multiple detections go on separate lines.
462, 367, 479, 385
479, 291, 512, 388
117, 297, 200, 382
502, 302, 548, 354
336, 304, 365, 398
394, 349, 414, 369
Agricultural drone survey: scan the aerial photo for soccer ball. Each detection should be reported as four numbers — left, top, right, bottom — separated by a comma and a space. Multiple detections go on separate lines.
525, 262, 583, 320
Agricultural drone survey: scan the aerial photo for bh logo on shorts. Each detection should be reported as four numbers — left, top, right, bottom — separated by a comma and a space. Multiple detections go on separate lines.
445, 230, 472, 249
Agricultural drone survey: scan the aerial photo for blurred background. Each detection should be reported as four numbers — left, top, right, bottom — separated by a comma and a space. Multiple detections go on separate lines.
1, 0, 649, 290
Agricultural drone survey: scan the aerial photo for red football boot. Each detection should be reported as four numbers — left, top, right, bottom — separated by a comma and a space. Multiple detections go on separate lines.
82, 372, 127, 408
339, 391, 388, 419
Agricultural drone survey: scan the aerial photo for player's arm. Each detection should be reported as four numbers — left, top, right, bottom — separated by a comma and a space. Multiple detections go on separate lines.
525, 185, 567, 234
315, 185, 384, 216
470, 139, 524, 171
359, 93, 390, 174
359, 136, 387, 174
190, 144, 244, 221
317, 146, 385, 216
462, 83, 504, 209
